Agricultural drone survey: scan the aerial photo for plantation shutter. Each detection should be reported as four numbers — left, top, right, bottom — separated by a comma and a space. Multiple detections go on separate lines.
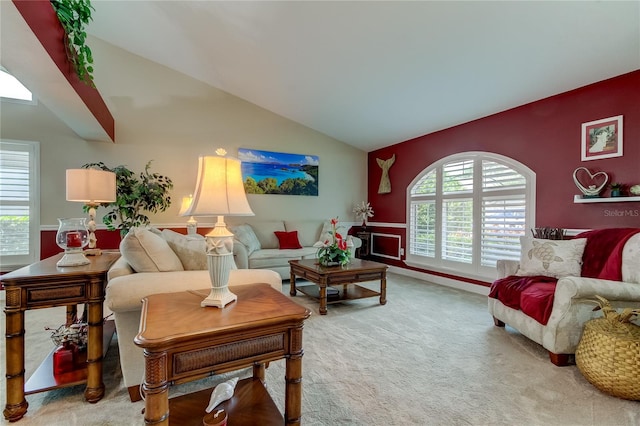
480, 161, 526, 266
0, 140, 39, 269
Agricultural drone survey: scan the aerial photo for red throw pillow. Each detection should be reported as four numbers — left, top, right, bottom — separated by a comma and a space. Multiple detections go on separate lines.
274, 231, 302, 249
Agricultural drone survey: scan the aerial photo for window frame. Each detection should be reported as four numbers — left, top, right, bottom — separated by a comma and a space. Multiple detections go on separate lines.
405, 151, 535, 281
0, 139, 40, 270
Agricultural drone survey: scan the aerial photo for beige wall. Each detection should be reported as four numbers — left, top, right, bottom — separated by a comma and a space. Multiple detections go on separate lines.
1, 37, 367, 229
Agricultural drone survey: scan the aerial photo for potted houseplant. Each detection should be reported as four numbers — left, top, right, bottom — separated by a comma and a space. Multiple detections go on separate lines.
82, 161, 173, 236
609, 182, 624, 197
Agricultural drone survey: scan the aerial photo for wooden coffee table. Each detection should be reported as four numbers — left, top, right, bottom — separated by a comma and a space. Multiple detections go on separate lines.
135, 284, 311, 426
289, 258, 388, 315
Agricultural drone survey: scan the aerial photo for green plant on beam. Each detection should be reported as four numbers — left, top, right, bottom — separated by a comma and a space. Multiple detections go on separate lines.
50, 0, 95, 87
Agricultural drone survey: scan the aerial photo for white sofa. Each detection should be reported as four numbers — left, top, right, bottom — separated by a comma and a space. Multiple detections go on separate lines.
230, 220, 361, 279
105, 227, 282, 401
488, 230, 640, 366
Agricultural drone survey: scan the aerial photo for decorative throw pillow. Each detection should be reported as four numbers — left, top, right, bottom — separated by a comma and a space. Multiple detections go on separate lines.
274, 231, 302, 249
516, 236, 587, 279
229, 224, 261, 255
161, 229, 207, 270
120, 227, 184, 272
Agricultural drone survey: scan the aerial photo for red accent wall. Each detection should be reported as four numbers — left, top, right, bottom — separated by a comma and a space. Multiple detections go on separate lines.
367, 70, 640, 276
12, 0, 115, 141
39, 227, 216, 260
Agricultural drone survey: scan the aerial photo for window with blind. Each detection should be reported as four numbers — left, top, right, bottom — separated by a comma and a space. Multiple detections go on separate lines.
0, 140, 40, 269
406, 152, 534, 280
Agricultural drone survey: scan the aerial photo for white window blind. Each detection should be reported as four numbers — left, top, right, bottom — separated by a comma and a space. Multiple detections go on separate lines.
442, 198, 473, 263
0, 140, 39, 269
409, 201, 436, 257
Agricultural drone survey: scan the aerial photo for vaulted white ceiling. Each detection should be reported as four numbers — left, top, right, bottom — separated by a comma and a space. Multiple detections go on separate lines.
37, 1, 640, 151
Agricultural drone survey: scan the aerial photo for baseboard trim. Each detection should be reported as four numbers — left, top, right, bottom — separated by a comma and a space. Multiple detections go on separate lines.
388, 265, 490, 296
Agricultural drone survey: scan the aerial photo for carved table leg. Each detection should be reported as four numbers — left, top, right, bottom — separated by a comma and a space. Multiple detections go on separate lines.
380, 271, 387, 305
253, 363, 266, 382
285, 324, 304, 426
290, 270, 297, 296
318, 282, 327, 315
143, 350, 169, 426
4, 294, 28, 422
84, 278, 105, 403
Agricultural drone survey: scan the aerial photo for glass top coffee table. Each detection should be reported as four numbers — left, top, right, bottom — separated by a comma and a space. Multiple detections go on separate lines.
288, 258, 388, 315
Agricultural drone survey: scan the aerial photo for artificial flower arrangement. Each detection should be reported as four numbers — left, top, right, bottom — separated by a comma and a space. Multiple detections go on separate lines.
353, 201, 374, 226
314, 217, 351, 266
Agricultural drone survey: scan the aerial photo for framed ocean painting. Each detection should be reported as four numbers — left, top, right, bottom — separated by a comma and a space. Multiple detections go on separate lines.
238, 148, 319, 196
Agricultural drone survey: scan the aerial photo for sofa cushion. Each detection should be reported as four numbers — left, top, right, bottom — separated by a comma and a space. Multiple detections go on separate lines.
284, 221, 324, 247
230, 224, 261, 255
516, 237, 587, 279
161, 229, 207, 270
249, 221, 286, 249
249, 247, 317, 269
274, 231, 303, 249
120, 227, 184, 272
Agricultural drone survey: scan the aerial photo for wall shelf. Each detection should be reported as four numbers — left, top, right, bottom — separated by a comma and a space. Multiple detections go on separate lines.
574, 195, 640, 203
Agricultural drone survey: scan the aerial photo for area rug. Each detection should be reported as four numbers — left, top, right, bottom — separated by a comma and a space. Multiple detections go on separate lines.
1, 273, 638, 425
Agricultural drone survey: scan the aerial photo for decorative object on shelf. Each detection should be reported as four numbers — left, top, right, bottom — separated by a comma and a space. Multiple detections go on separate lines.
581, 115, 623, 161
376, 154, 395, 194
50, 0, 96, 87
575, 296, 640, 401
353, 201, 374, 227
55, 217, 90, 266
609, 182, 625, 197
178, 194, 198, 235
183, 149, 255, 308
206, 377, 238, 413
314, 217, 352, 266
82, 161, 173, 237
47, 320, 88, 350
203, 409, 227, 426
53, 341, 79, 376
573, 167, 609, 197
630, 184, 640, 196
531, 227, 565, 240
66, 168, 116, 255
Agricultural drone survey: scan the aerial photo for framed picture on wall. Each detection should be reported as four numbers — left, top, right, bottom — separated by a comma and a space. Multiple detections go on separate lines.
581, 115, 623, 161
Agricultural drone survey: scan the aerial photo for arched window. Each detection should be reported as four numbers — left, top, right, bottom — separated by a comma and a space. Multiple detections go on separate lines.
405, 152, 535, 280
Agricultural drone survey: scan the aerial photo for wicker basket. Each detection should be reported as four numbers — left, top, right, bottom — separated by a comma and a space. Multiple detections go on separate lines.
575, 297, 640, 401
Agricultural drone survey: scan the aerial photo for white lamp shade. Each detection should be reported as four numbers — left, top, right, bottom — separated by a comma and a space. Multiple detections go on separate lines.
178, 195, 193, 216
66, 169, 117, 203
184, 155, 254, 217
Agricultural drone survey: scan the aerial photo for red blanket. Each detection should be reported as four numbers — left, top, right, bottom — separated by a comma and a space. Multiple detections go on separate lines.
489, 228, 640, 325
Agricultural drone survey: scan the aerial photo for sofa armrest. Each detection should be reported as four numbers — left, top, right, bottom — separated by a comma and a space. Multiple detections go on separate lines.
555, 276, 640, 302
107, 256, 135, 281
496, 259, 519, 279
233, 240, 249, 269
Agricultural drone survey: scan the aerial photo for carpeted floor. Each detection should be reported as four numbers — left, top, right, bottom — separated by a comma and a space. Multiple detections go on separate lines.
1, 273, 638, 425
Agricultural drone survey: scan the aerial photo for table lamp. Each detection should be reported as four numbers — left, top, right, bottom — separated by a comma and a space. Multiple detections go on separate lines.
66, 168, 117, 255
183, 149, 254, 308
178, 194, 198, 235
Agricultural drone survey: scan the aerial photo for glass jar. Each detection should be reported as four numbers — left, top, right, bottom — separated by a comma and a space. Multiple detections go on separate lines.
56, 218, 90, 267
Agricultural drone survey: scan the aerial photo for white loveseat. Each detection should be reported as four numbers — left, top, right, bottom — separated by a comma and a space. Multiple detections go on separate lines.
105, 227, 282, 401
230, 220, 361, 279
488, 230, 640, 366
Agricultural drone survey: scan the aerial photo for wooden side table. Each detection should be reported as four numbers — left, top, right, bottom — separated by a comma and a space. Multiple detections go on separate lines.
2, 251, 120, 422
135, 284, 311, 426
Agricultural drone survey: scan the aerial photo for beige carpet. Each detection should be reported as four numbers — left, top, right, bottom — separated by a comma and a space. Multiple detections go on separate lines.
1, 273, 638, 426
